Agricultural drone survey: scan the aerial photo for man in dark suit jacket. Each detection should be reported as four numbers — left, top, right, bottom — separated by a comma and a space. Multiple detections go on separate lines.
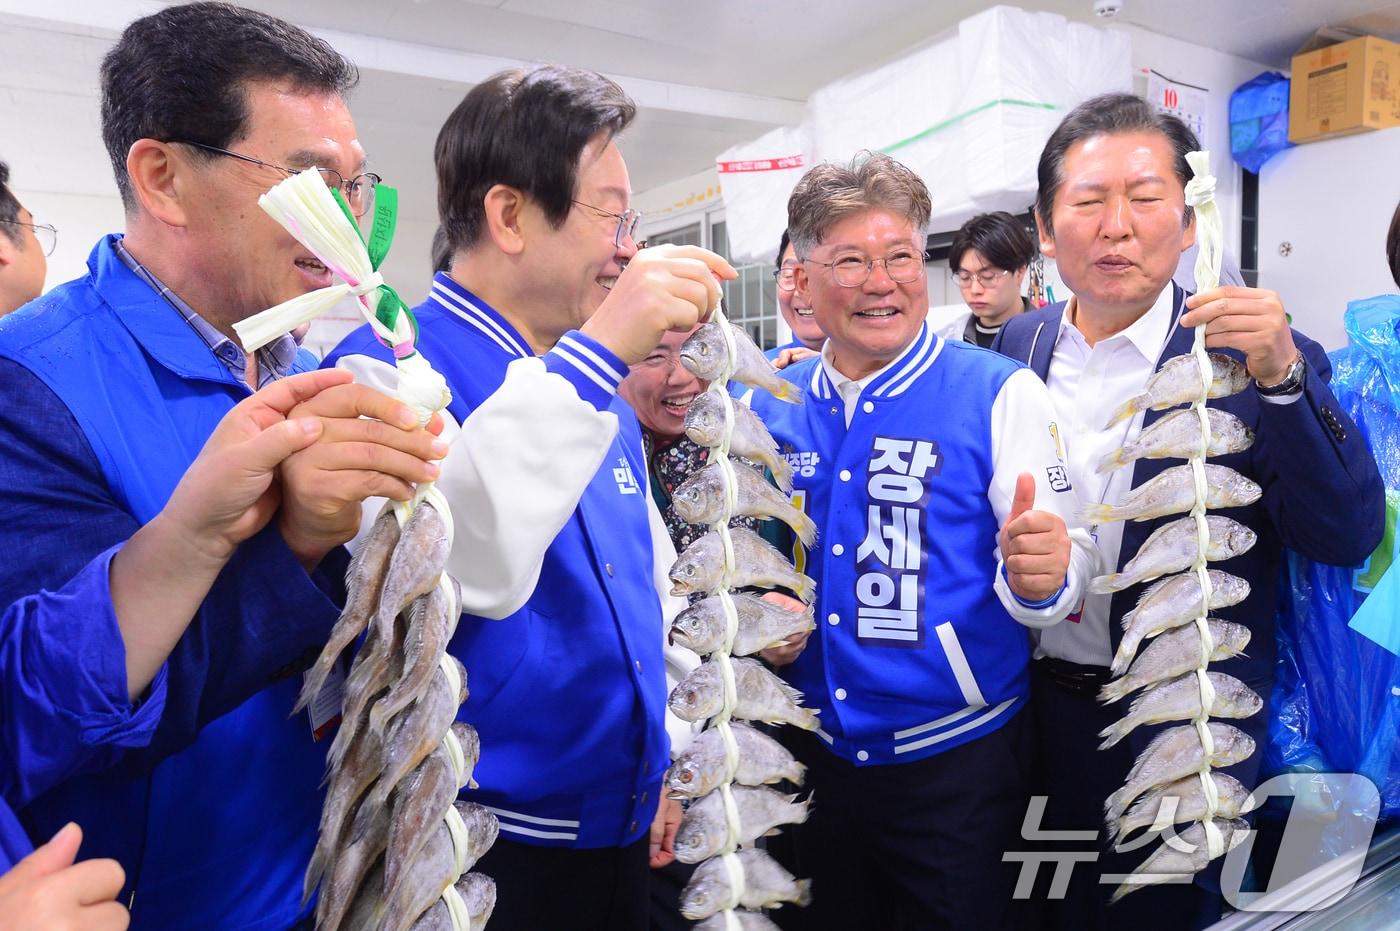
993, 93, 1385, 930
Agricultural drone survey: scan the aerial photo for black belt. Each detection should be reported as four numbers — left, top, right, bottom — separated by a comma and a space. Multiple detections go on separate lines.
1033, 656, 1112, 697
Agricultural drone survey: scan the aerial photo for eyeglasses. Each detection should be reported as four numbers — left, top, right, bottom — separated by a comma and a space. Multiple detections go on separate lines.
173, 140, 382, 218
572, 200, 642, 248
954, 267, 1014, 288
771, 265, 798, 292
0, 219, 57, 256
805, 250, 924, 288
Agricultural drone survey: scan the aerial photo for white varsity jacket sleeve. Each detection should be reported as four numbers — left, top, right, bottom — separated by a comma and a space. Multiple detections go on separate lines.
336, 336, 626, 620
987, 367, 1099, 628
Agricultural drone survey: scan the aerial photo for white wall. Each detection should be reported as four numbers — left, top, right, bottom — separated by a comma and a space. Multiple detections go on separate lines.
634, 166, 722, 237
1257, 127, 1400, 352
1117, 24, 1275, 261
0, 17, 440, 359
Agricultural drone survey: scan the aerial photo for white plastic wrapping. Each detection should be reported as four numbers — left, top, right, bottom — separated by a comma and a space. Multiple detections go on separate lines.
717, 5, 1132, 265
714, 124, 812, 266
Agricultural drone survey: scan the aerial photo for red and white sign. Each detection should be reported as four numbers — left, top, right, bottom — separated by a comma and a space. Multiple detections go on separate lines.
716, 155, 806, 173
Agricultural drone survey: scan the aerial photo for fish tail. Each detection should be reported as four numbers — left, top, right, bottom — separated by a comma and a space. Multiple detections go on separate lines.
769, 378, 804, 405
1096, 446, 1132, 474
789, 760, 808, 786
1104, 792, 1128, 833
1097, 721, 1130, 750
789, 510, 819, 548
793, 573, 818, 604
794, 708, 821, 731
1078, 502, 1117, 526
1104, 395, 1145, 429
770, 454, 795, 493
1098, 677, 1133, 705
1109, 633, 1140, 678
291, 661, 329, 715
301, 846, 327, 906
1110, 869, 1167, 905
292, 613, 361, 713
1090, 572, 1129, 595
794, 879, 814, 908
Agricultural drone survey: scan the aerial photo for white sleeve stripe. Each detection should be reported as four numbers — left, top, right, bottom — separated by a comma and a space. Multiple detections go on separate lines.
431, 292, 524, 358
550, 345, 617, 394
557, 334, 626, 384
431, 282, 531, 357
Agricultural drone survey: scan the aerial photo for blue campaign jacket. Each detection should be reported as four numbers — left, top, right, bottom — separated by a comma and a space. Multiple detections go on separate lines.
324, 273, 669, 848
0, 236, 350, 930
993, 285, 1386, 777
750, 323, 1033, 766
0, 546, 167, 871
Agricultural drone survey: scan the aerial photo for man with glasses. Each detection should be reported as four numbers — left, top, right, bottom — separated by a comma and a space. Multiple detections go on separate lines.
748, 153, 1095, 929
0, 160, 53, 315
767, 228, 826, 358
930, 211, 1036, 348
325, 65, 733, 930
0, 5, 446, 929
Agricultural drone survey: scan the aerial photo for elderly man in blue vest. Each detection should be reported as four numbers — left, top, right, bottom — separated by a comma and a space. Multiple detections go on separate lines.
993, 93, 1385, 930
748, 152, 1097, 930
325, 66, 734, 930
0, 5, 446, 928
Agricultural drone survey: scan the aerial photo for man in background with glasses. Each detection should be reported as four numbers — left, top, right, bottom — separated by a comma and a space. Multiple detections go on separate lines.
0, 160, 53, 315
767, 228, 827, 358
749, 152, 1095, 930
930, 211, 1036, 348
0, 5, 446, 929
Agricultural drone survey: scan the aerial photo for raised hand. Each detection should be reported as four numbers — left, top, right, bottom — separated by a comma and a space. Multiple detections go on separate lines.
999, 472, 1071, 603
276, 381, 448, 570
582, 244, 737, 365
1182, 286, 1300, 386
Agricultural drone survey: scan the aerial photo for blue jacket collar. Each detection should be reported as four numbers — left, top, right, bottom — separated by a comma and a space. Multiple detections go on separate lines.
426, 272, 533, 359
808, 320, 944, 402
90, 235, 242, 387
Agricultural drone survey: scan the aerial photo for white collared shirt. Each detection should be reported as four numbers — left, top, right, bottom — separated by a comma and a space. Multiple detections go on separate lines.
1034, 285, 1178, 666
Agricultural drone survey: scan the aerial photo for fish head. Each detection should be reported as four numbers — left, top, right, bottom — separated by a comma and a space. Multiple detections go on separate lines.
1221, 728, 1257, 765
668, 681, 718, 721
683, 396, 722, 446
665, 757, 709, 797
671, 474, 720, 525
680, 326, 721, 379
673, 817, 712, 863
1228, 522, 1258, 556
670, 604, 717, 652
679, 875, 719, 918
1222, 622, 1251, 655
453, 722, 481, 761
668, 557, 702, 596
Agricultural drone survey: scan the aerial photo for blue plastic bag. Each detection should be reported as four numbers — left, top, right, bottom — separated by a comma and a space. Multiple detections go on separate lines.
1230, 71, 1294, 173
1269, 295, 1400, 819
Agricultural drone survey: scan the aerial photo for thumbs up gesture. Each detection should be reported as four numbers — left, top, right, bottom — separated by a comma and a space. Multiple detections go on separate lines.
0, 823, 129, 930
999, 472, 1071, 603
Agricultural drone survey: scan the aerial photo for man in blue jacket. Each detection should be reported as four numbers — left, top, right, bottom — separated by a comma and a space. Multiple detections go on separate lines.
749, 152, 1097, 929
325, 65, 733, 930
0, 5, 444, 928
992, 93, 1385, 930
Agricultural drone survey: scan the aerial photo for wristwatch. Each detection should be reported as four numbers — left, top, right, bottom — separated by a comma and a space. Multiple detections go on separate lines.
1254, 353, 1306, 397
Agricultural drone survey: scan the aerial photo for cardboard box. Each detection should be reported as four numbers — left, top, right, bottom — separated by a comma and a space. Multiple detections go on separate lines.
1289, 35, 1400, 143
